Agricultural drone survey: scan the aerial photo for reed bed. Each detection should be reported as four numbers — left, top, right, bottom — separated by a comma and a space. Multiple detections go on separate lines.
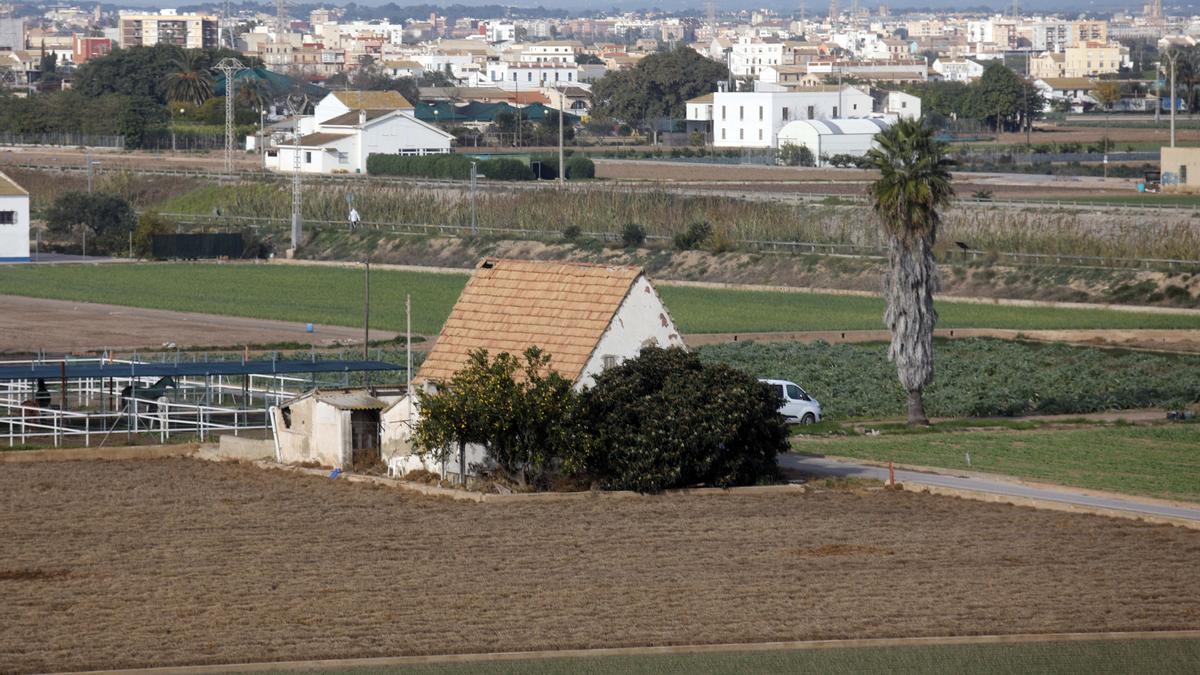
156, 181, 1200, 262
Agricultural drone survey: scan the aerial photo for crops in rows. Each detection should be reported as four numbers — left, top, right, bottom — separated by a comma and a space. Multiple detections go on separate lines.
697, 339, 1200, 419
154, 180, 1200, 261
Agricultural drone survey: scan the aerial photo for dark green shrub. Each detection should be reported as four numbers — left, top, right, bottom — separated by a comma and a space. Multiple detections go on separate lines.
562, 224, 581, 241
621, 222, 646, 248
673, 220, 712, 250
565, 155, 595, 179
577, 347, 787, 492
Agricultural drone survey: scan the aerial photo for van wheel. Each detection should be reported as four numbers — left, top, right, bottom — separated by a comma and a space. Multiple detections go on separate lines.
801, 413, 816, 425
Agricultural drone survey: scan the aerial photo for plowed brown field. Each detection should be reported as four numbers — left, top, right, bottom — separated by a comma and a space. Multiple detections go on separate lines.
2, 459, 1198, 672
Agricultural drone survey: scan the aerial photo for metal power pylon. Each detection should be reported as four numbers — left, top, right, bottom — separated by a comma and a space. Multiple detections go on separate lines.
212, 58, 245, 174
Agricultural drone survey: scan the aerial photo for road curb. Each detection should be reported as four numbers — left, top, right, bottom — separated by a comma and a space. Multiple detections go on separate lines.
56, 630, 1200, 674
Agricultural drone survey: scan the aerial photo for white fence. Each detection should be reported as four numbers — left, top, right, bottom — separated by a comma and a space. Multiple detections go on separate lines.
0, 358, 312, 448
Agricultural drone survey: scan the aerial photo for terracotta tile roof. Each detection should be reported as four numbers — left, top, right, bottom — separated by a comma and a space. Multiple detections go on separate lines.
321, 109, 394, 126
331, 90, 414, 110
416, 259, 642, 385
295, 132, 353, 146
0, 171, 28, 196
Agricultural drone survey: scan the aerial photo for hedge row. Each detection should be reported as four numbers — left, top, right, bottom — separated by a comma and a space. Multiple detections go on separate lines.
366, 153, 534, 181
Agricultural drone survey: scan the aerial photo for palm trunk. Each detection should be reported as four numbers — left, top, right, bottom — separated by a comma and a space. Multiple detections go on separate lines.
906, 389, 929, 426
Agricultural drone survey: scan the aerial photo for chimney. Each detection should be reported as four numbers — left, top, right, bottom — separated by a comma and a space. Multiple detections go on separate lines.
358, 109, 366, 125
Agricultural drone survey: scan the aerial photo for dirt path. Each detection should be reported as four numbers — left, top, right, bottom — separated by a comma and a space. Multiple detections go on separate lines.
0, 295, 399, 353
684, 328, 1200, 354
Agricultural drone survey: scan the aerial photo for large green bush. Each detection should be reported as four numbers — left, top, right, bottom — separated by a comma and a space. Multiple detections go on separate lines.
44, 191, 136, 254
565, 155, 595, 179
366, 154, 533, 180
413, 346, 786, 493
578, 347, 788, 493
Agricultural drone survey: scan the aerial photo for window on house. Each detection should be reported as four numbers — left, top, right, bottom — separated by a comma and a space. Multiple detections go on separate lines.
304, 151, 312, 163
807, 105, 814, 119
338, 152, 349, 164
0, 211, 13, 225
1182, 165, 1189, 185
721, 106, 726, 120
739, 129, 744, 140
602, 355, 617, 369
758, 106, 763, 120
739, 106, 744, 120
721, 128, 726, 139
758, 129, 762, 140
833, 106, 839, 117
782, 107, 789, 121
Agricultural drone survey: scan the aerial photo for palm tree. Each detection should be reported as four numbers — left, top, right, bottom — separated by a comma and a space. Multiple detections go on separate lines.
865, 118, 954, 426
162, 49, 214, 105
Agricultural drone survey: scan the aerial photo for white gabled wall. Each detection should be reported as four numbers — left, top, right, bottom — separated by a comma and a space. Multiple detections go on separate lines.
578, 275, 686, 389
0, 193, 30, 261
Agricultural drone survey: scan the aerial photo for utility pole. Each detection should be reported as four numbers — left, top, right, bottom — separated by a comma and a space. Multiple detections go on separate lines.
291, 131, 302, 250
213, 58, 245, 175
557, 84, 565, 186
469, 160, 479, 234
86, 156, 100, 193
362, 259, 370, 358
1166, 49, 1178, 147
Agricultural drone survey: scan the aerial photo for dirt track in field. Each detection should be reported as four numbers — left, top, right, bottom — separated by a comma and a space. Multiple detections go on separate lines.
1, 458, 1198, 672
0, 294, 399, 353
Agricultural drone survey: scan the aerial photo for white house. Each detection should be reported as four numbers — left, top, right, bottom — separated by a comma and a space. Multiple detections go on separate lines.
931, 57, 984, 82
0, 172, 30, 262
777, 117, 894, 166
706, 87, 874, 148
268, 91, 453, 174
383, 258, 686, 481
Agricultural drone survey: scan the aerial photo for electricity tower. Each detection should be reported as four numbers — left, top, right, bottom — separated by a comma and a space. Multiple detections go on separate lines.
212, 58, 245, 174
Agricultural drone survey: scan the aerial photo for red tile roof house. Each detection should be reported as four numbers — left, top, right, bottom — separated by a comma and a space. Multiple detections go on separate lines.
382, 258, 685, 481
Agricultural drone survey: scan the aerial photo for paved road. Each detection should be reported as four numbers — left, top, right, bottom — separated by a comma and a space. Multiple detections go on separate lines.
781, 454, 1200, 524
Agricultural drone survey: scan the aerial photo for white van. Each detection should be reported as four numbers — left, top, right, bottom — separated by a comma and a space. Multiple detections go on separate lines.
759, 379, 822, 425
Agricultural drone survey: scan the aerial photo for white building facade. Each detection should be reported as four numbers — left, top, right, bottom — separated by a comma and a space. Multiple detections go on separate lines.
0, 172, 30, 262
707, 87, 874, 148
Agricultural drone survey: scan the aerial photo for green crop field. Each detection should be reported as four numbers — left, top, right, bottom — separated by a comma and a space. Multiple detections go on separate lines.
3, 264, 1198, 336
325, 638, 1200, 675
792, 424, 1200, 502
698, 339, 1200, 419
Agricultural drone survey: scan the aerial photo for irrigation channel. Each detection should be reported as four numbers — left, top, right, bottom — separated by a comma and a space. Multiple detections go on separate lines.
0, 356, 404, 448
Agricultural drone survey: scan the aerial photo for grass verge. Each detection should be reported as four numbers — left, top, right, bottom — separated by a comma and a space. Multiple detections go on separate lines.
333, 638, 1200, 674
2, 263, 1199, 335
791, 423, 1200, 502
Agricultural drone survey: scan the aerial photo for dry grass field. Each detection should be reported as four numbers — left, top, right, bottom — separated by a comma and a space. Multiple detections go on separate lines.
2, 459, 1199, 673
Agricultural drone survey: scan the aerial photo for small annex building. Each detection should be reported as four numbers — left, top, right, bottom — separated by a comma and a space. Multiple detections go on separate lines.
0, 171, 30, 262
271, 388, 407, 469
776, 117, 893, 166
383, 258, 686, 480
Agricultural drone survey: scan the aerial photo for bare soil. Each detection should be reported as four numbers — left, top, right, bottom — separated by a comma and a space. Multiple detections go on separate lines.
1, 458, 1198, 672
0, 294, 396, 353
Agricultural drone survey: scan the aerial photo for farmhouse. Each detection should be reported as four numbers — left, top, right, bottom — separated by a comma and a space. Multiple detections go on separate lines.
267, 91, 454, 175
385, 258, 685, 479
0, 171, 30, 262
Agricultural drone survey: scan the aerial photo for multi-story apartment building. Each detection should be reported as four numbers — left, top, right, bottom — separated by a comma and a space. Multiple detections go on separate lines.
519, 40, 581, 65
729, 37, 788, 77
72, 35, 113, 63
0, 18, 23, 52
1063, 41, 1126, 77
1071, 20, 1107, 47
118, 12, 218, 49
932, 57, 984, 82
1029, 20, 1071, 52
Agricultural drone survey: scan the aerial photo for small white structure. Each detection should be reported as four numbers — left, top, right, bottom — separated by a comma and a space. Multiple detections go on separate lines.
777, 118, 893, 166
386, 258, 685, 481
0, 171, 30, 262
271, 389, 406, 468
268, 91, 453, 175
